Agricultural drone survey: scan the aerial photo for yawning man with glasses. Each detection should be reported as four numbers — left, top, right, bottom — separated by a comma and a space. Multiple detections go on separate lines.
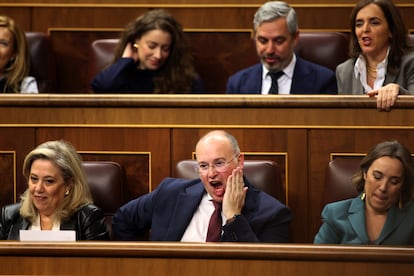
112, 130, 292, 242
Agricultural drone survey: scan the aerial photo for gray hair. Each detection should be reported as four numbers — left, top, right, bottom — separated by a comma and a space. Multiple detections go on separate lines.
253, 1, 298, 35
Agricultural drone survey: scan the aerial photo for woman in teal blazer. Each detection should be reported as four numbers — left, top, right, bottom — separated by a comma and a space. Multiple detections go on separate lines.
314, 140, 414, 245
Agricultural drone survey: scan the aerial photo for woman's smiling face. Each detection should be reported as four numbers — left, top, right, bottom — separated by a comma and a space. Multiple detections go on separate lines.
29, 159, 70, 216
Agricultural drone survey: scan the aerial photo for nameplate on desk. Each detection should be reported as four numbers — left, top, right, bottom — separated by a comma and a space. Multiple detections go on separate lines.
19, 230, 76, 241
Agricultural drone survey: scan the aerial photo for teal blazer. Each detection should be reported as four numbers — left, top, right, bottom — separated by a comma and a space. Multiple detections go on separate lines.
314, 195, 414, 245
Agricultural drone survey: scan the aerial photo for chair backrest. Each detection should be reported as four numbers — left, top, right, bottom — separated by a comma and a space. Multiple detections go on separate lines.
175, 159, 285, 203
25, 32, 56, 92
321, 158, 361, 208
88, 39, 118, 85
88, 32, 349, 92
82, 161, 125, 239
408, 34, 414, 46
295, 32, 350, 71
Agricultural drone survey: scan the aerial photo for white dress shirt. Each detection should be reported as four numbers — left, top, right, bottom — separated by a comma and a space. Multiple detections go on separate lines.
354, 48, 389, 93
261, 54, 296, 95
180, 193, 225, 242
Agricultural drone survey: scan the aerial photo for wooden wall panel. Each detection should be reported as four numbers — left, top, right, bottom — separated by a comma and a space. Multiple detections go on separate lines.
0, 128, 36, 206
0, 152, 16, 206
4, 4, 413, 33
7, 0, 414, 4
79, 152, 150, 201
50, 30, 120, 93
34, 127, 171, 198
50, 29, 257, 92
1, 95, 414, 242
0, 242, 414, 275
3, 2, 414, 92
2, 8, 31, 31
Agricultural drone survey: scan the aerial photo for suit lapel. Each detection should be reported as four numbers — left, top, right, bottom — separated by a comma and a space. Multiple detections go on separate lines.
164, 182, 205, 240
247, 64, 263, 93
348, 197, 369, 243
376, 206, 405, 244
290, 58, 309, 93
349, 198, 408, 244
355, 81, 363, 94
384, 69, 398, 85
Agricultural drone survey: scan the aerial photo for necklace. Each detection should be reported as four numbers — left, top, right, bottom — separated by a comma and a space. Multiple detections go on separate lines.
367, 69, 377, 79
366, 64, 377, 79
367, 66, 377, 73
367, 61, 378, 72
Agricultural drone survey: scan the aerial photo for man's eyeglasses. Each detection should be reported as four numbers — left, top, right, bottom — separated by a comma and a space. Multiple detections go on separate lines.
196, 154, 239, 174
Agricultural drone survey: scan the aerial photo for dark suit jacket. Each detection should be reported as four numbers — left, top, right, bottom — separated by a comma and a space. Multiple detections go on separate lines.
226, 57, 337, 94
0, 203, 109, 240
112, 177, 292, 242
336, 51, 414, 95
314, 195, 414, 245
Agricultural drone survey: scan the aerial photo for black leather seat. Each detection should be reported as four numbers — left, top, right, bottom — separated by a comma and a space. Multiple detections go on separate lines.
82, 161, 126, 239
88, 39, 118, 87
295, 32, 350, 71
321, 158, 361, 208
25, 32, 56, 92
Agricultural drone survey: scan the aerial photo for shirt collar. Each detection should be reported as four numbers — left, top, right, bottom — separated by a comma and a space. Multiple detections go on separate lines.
262, 54, 296, 79
354, 47, 389, 79
354, 47, 389, 92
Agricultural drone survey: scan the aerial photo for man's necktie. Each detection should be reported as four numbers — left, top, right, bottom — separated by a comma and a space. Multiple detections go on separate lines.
268, 71, 284, 94
206, 201, 222, 242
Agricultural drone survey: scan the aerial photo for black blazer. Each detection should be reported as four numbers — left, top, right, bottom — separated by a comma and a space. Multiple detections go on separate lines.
0, 203, 109, 240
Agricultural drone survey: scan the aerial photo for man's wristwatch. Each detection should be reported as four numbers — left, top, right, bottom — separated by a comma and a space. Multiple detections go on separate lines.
226, 213, 242, 224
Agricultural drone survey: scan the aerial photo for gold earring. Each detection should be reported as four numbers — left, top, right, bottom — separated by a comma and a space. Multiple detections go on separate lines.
133, 43, 139, 49
65, 190, 70, 196
399, 193, 403, 209
360, 192, 366, 201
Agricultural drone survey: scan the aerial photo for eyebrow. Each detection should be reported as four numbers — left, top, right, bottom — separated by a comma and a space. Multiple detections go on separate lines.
356, 16, 382, 22
198, 157, 226, 163
372, 169, 402, 178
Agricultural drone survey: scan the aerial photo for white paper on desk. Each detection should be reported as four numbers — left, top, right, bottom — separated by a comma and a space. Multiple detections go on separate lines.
19, 230, 76, 241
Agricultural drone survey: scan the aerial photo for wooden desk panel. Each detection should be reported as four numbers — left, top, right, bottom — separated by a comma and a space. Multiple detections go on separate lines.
0, 242, 413, 275
1, 95, 414, 243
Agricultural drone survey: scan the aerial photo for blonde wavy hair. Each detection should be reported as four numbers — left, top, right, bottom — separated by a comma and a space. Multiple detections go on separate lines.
0, 15, 30, 93
20, 140, 92, 222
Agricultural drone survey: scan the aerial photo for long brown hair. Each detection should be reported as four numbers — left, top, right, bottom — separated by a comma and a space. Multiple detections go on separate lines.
115, 9, 198, 93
